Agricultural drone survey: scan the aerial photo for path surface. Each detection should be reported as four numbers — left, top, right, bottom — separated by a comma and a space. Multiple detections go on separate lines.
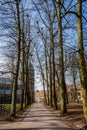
0, 102, 73, 130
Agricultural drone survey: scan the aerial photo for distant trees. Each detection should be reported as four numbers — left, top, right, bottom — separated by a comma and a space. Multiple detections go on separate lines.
32, 0, 58, 109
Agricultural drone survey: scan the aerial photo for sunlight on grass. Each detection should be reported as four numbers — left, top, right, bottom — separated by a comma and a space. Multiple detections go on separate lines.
3, 104, 20, 110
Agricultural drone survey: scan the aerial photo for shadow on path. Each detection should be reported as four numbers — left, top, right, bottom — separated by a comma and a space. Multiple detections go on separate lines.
1, 128, 73, 130
0, 103, 73, 130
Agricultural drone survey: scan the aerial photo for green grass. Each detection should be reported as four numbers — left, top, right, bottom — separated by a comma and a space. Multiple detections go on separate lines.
3, 104, 11, 109
3, 104, 20, 110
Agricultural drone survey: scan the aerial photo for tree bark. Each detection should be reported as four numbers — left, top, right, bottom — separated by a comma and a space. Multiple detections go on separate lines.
77, 0, 87, 121
49, 52, 52, 107
10, 1, 21, 117
50, 27, 57, 109
20, 31, 25, 111
57, 0, 67, 114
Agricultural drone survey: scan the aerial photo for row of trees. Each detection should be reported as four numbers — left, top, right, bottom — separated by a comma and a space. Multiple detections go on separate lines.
31, 0, 87, 121
0, 0, 35, 117
0, 0, 87, 122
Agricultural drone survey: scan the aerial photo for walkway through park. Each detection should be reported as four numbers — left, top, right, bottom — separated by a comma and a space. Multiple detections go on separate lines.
0, 102, 73, 130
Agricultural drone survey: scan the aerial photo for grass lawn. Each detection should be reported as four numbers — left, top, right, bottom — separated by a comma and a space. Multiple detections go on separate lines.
3, 104, 20, 110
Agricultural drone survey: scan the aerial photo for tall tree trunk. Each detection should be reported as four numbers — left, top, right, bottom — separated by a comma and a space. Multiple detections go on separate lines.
49, 51, 52, 107
24, 61, 29, 107
45, 56, 50, 106
77, 0, 87, 121
72, 68, 78, 102
10, 1, 21, 117
24, 17, 31, 106
44, 42, 50, 105
20, 32, 25, 111
57, 0, 67, 114
25, 48, 29, 106
42, 75, 47, 105
24, 76, 27, 107
26, 55, 29, 106
50, 27, 57, 109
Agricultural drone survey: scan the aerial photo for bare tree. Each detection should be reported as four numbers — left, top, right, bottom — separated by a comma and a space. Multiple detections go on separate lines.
77, 0, 87, 121
10, 0, 21, 117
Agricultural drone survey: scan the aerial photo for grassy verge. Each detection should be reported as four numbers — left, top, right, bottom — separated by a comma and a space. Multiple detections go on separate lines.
3, 104, 20, 111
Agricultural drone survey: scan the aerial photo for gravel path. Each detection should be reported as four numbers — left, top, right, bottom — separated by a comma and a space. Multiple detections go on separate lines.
0, 102, 73, 130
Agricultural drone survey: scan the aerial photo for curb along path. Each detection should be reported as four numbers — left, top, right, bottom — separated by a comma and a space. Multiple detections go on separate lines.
0, 102, 73, 130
